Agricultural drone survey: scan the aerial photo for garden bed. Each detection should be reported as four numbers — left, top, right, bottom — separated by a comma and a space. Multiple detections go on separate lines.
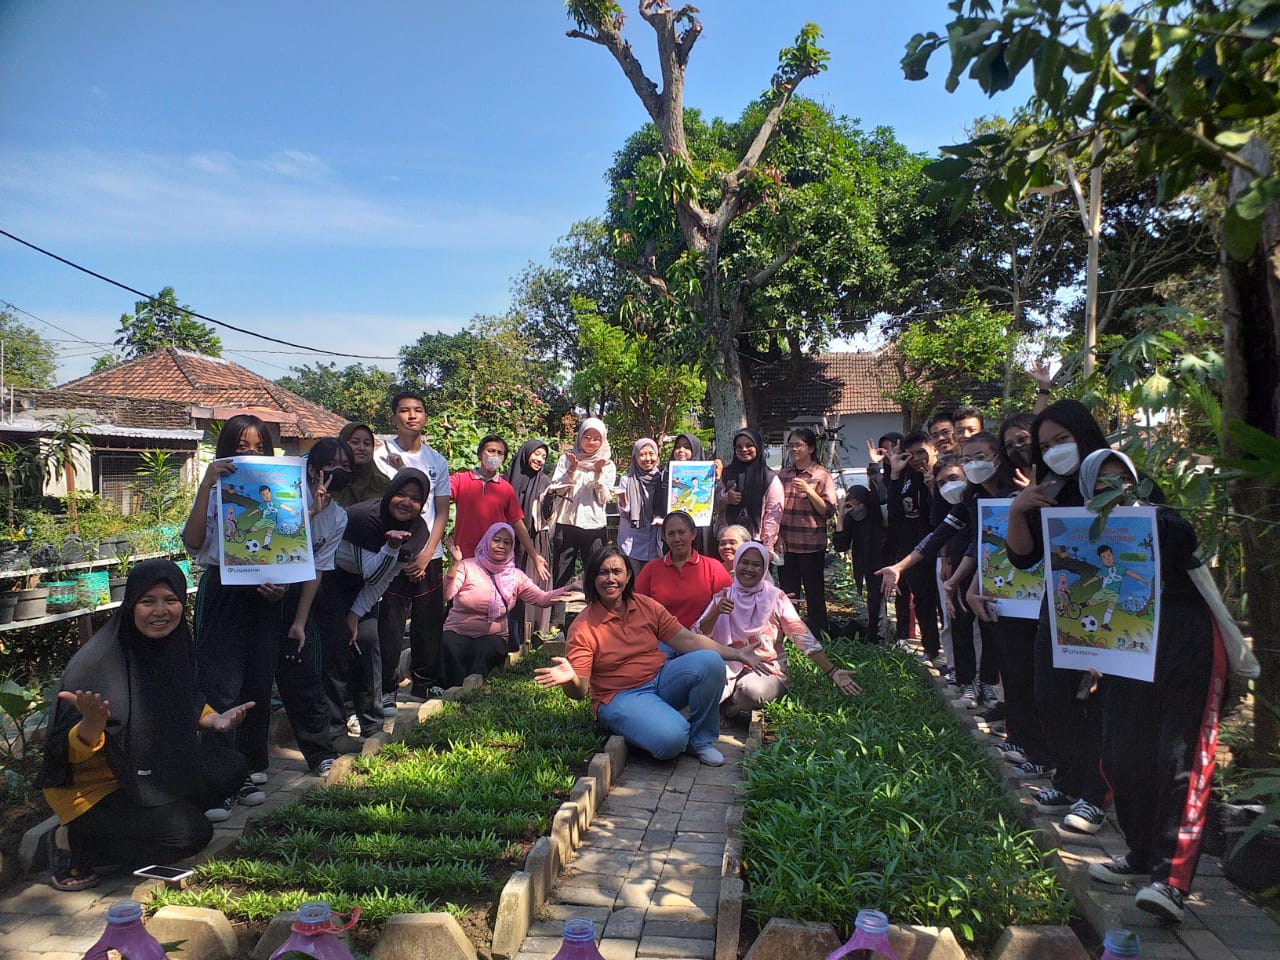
739, 635, 1071, 955
147, 651, 606, 955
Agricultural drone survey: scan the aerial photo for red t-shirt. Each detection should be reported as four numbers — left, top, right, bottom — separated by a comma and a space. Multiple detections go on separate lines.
567, 594, 683, 716
634, 551, 732, 628
449, 470, 524, 558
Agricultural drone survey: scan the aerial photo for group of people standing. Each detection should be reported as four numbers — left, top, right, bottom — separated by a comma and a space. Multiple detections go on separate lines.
37, 382, 1227, 925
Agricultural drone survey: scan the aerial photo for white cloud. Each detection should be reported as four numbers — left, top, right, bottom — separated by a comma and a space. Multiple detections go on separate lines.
0, 147, 545, 250
89, 85, 106, 100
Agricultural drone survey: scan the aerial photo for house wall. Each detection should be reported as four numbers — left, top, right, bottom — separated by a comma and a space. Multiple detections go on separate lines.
830, 413, 907, 468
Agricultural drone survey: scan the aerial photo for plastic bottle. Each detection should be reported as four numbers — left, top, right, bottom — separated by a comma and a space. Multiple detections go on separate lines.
267, 901, 360, 960
824, 909, 899, 960
82, 900, 167, 960
550, 917, 606, 960
1100, 929, 1141, 958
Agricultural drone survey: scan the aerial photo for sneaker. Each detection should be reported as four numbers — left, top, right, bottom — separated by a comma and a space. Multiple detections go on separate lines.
1011, 761, 1054, 780
1135, 881, 1185, 923
205, 796, 234, 822
960, 683, 979, 708
978, 683, 1001, 709
428, 685, 445, 699
248, 770, 269, 786
1031, 788, 1076, 813
1064, 799, 1106, 834
382, 694, 397, 717
978, 702, 1006, 723
315, 757, 335, 778
237, 778, 266, 806
346, 714, 361, 737
993, 742, 1027, 764
331, 734, 363, 754
689, 744, 724, 766
1088, 855, 1145, 886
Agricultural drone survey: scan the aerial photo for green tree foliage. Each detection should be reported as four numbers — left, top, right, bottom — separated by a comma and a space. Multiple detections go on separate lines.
115, 286, 222, 359
399, 315, 564, 442
569, 298, 705, 444
91, 353, 122, 373
891, 298, 1014, 423
509, 219, 644, 372
277, 362, 398, 433
0, 309, 56, 388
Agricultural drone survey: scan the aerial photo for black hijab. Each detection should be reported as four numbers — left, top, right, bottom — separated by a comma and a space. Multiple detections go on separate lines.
720, 428, 775, 534
37, 559, 203, 806
671, 432, 707, 461
506, 439, 552, 522
342, 467, 429, 560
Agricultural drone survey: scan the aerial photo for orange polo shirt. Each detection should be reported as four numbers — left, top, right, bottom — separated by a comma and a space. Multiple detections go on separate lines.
567, 594, 683, 716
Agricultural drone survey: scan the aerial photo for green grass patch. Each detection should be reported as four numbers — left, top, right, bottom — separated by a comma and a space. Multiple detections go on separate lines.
151, 650, 605, 925
741, 637, 1071, 951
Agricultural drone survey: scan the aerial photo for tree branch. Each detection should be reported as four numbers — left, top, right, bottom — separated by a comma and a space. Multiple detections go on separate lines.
611, 257, 670, 297
567, 16, 664, 124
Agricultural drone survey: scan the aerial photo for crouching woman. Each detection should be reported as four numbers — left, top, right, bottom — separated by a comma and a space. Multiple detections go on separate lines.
37, 560, 252, 890
535, 544, 767, 767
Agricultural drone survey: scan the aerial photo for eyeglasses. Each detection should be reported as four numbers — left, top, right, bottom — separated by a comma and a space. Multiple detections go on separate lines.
929, 431, 954, 443
785, 442, 809, 450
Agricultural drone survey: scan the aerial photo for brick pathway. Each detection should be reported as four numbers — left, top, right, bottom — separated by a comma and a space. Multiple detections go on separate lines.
515, 730, 748, 960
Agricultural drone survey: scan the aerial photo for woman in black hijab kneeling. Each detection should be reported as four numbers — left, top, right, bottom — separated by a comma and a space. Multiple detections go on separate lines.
37, 559, 253, 890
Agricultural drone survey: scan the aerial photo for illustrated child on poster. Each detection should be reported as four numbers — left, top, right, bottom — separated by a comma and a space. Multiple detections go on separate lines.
1077, 544, 1150, 632
215, 456, 315, 585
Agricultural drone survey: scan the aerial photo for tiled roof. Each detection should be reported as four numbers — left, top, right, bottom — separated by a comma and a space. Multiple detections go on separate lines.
6, 388, 198, 433
60, 348, 349, 439
755, 347, 906, 427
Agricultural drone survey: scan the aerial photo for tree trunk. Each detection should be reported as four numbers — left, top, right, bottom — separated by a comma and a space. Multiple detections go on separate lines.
1220, 138, 1280, 761
708, 343, 749, 461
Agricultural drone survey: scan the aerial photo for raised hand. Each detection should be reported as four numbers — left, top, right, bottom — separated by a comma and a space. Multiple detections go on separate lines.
444, 534, 463, 563
713, 589, 735, 617
203, 701, 256, 733
865, 438, 885, 464
565, 451, 580, 472
888, 451, 910, 478
384, 529, 411, 550
59, 689, 111, 745
310, 469, 332, 516
1027, 358, 1053, 390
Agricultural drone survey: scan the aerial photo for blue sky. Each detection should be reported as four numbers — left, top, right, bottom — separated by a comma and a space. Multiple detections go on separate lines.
0, 1, 1026, 383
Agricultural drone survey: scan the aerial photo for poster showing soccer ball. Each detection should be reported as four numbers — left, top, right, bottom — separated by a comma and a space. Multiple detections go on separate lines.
215, 456, 316, 585
667, 460, 717, 528
1041, 505, 1160, 682
976, 498, 1044, 619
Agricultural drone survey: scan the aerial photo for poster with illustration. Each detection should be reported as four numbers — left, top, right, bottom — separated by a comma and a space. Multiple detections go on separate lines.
1041, 505, 1160, 682
215, 456, 315, 585
976, 498, 1044, 619
667, 461, 717, 528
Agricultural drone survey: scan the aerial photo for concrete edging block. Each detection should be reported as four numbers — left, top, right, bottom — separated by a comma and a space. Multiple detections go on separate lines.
990, 925, 1089, 959
588, 751, 613, 793
18, 813, 59, 871
570, 776, 598, 830
604, 734, 627, 775
462, 673, 485, 692
361, 732, 386, 755
525, 835, 558, 907
715, 876, 744, 960
552, 802, 581, 860
148, 905, 238, 960
491, 870, 533, 959
417, 698, 445, 723
741, 919, 965, 960
722, 835, 741, 878
372, 912, 478, 960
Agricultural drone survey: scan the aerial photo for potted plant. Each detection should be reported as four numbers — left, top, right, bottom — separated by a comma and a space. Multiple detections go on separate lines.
0, 584, 18, 625
11, 572, 49, 621
109, 551, 132, 603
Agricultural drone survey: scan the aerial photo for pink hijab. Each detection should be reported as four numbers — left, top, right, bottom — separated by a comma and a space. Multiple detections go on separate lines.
708, 541, 782, 648
571, 417, 612, 469
473, 522, 520, 622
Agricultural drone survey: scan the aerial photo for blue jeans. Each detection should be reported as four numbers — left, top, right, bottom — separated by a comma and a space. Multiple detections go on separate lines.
596, 649, 726, 760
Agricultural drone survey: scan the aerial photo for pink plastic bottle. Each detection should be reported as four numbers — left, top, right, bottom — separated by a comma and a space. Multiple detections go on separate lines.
824, 909, 899, 960
550, 917, 606, 960
1100, 929, 1141, 958
82, 900, 167, 960
267, 901, 360, 960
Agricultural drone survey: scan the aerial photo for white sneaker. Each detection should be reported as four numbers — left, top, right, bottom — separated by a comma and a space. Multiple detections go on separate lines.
690, 744, 724, 766
204, 796, 234, 822
237, 778, 266, 806
248, 770, 269, 786
960, 683, 978, 708
315, 757, 335, 778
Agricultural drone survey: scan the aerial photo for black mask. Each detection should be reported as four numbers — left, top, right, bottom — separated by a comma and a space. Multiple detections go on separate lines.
1006, 443, 1033, 468
320, 467, 352, 494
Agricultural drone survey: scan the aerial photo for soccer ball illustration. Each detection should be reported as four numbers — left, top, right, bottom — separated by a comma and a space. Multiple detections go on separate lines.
1080, 615, 1098, 632
994, 575, 1005, 588
246, 539, 261, 554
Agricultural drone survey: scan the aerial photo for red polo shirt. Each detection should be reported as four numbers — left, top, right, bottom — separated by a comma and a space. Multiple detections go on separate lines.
449, 469, 525, 558
634, 550, 733, 628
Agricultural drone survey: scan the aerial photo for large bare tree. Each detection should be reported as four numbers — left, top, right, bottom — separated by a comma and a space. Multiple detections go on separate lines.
565, 1, 828, 453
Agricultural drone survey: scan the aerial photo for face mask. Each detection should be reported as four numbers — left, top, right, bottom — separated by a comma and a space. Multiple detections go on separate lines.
320, 467, 352, 493
482, 454, 504, 472
1006, 443, 1033, 467
847, 503, 868, 522
939, 479, 967, 504
1042, 443, 1081, 476
963, 461, 996, 485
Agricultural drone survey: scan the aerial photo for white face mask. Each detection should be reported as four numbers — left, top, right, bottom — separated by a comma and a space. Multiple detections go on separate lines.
481, 454, 504, 472
1042, 443, 1080, 476
963, 460, 997, 485
939, 479, 967, 504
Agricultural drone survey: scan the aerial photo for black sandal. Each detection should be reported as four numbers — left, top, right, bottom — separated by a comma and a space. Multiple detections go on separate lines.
46, 830, 100, 892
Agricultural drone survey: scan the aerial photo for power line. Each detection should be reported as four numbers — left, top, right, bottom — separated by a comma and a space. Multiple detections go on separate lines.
0, 228, 401, 361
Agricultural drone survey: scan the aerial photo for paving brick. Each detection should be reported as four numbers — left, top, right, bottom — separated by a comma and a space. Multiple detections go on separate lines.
536, 905, 611, 926
667, 841, 725, 858
628, 851, 670, 877
645, 904, 715, 924
643, 921, 715, 941
655, 877, 721, 897
649, 812, 681, 833
569, 849, 636, 876
638, 935, 716, 958
659, 859, 721, 881
593, 814, 652, 830
1203, 915, 1280, 951
600, 938, 640, 960
604, 907, 646, 940
682, 801, 729, 818
1172, 928, 1238, 960
688, 784, 738, 803
618, 878, 659, 909
0, 918, 57, 952
555, 883, 621, 909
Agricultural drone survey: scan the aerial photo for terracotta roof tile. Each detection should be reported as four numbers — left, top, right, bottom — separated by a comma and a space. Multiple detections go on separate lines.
61, 348, 349, 439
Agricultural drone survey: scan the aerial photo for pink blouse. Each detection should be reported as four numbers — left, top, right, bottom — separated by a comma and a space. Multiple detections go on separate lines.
443, 559, 567, 637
